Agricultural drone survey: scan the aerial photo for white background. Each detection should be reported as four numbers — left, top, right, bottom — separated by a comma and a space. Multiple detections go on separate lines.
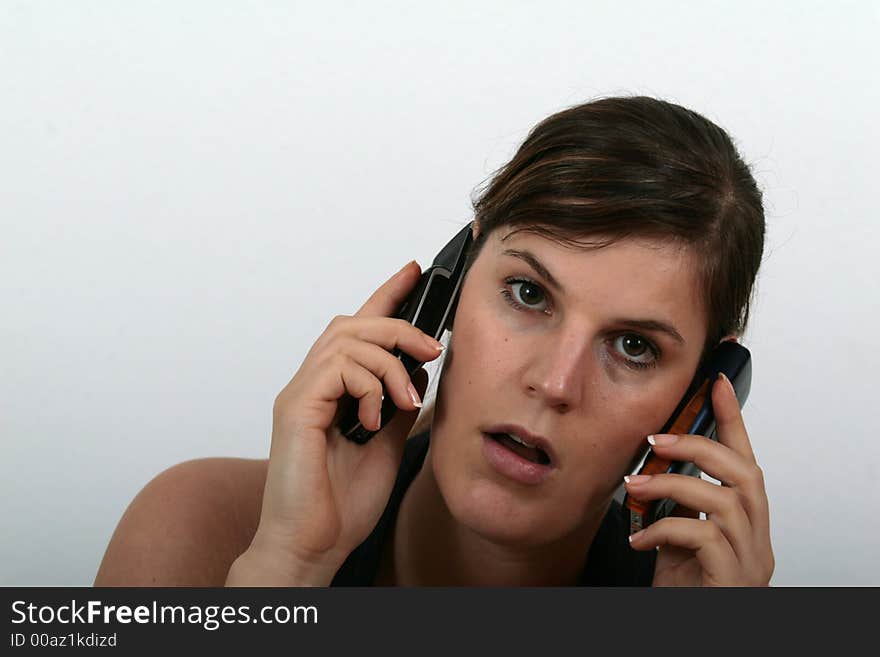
2, 1, 878, 586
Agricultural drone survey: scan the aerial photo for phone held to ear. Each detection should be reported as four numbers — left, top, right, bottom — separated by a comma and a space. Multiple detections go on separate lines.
336, 222, 475, 445
623, 340, 752, 535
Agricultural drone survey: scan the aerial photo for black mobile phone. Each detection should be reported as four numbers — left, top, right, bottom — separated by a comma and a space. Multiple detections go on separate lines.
623, 340, 752, 534
336, 222, 475, 445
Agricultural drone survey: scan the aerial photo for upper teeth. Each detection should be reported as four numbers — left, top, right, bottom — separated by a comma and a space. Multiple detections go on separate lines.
508, 433, 537, 448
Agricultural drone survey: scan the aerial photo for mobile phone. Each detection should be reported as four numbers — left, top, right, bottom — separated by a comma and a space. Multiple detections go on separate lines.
623, 340, 752, 534
337, 222, 475, 444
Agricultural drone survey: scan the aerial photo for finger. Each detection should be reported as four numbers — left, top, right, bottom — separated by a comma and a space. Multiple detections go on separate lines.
336, 316, 443, 362
624, 473, 755, 564
643, 432, 771, 535
308, 315, 445, 380
296, 316, 442, 440
712, 372, 756, 465
315, 316, 445, 364
366, 367, 430, 466
712, 371, 773, 567
376, 367, 429, 445
645, 432, 755, 488
335, 358, 387, 432
629, 516, 741, 586
671, 491, 772, 584
337, 338, 429, 413
354, 260, 423, 318
649, 434, 770, 544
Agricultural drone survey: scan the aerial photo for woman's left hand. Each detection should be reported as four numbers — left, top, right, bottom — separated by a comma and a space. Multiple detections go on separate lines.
623, 372, 774, 586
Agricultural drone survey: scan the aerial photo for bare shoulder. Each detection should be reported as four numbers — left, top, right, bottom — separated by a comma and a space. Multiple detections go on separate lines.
94, 457, 269, 586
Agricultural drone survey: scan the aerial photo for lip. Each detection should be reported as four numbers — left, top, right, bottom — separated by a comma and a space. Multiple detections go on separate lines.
482, 423, 559, 468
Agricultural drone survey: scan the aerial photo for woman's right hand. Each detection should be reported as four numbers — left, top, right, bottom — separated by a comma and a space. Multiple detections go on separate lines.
226, 260, 444, 586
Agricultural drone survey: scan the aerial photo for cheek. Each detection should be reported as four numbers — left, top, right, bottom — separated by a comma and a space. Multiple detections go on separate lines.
584, 383, 686, 480
442, 290, 514, 396
566, 382, 692, 496
603, 389, 678, 437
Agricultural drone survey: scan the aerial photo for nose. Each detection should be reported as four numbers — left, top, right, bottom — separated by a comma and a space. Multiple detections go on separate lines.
523, 327, 593, 413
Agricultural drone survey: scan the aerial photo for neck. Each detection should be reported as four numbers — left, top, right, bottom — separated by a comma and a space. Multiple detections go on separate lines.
379, 444, 608, 587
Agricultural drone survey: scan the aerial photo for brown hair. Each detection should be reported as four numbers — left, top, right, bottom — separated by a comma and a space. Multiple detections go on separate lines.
410, 95, 765, 437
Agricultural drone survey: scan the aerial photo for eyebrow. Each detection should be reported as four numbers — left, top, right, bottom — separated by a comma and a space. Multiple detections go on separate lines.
500, 248, 686, 346
612, 319, 685, 346
501, 248, 565, 292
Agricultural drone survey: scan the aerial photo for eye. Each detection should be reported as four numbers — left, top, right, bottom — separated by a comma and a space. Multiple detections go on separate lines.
501, 277, 551, 314
611, 334, 660, 370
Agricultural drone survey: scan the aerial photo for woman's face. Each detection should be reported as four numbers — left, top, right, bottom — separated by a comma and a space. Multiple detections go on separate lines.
430, 224, 709, 546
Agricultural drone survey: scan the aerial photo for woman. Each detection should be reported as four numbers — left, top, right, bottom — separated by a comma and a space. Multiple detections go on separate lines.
95, 96, 773, 587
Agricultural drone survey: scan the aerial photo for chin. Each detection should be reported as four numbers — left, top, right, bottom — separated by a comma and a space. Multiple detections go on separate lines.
432, 459, 574, 548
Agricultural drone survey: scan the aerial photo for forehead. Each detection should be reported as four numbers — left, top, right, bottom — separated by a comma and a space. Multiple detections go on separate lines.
485, 227, 707, 338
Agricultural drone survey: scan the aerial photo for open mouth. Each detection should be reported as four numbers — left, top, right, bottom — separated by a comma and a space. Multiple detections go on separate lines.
486, 432, 552, 466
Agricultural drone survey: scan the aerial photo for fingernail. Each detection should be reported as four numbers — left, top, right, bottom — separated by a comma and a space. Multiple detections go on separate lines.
628, 529, 645, 545
425, 336, 445, 351
647, 434, 678, 446
719, 372, 736, 397
407, 382, 423, 408
398, 260, 417, 275
624, 474, 652, 485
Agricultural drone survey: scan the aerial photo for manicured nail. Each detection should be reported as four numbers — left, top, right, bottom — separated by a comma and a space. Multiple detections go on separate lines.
719, 372, 736, 397
375, 410, 382, 430
647, 434, 678, 446
624, 474, 653, 485
628, 529, 645, 545
425, 335, 445, 351
407, 382, 423, 408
